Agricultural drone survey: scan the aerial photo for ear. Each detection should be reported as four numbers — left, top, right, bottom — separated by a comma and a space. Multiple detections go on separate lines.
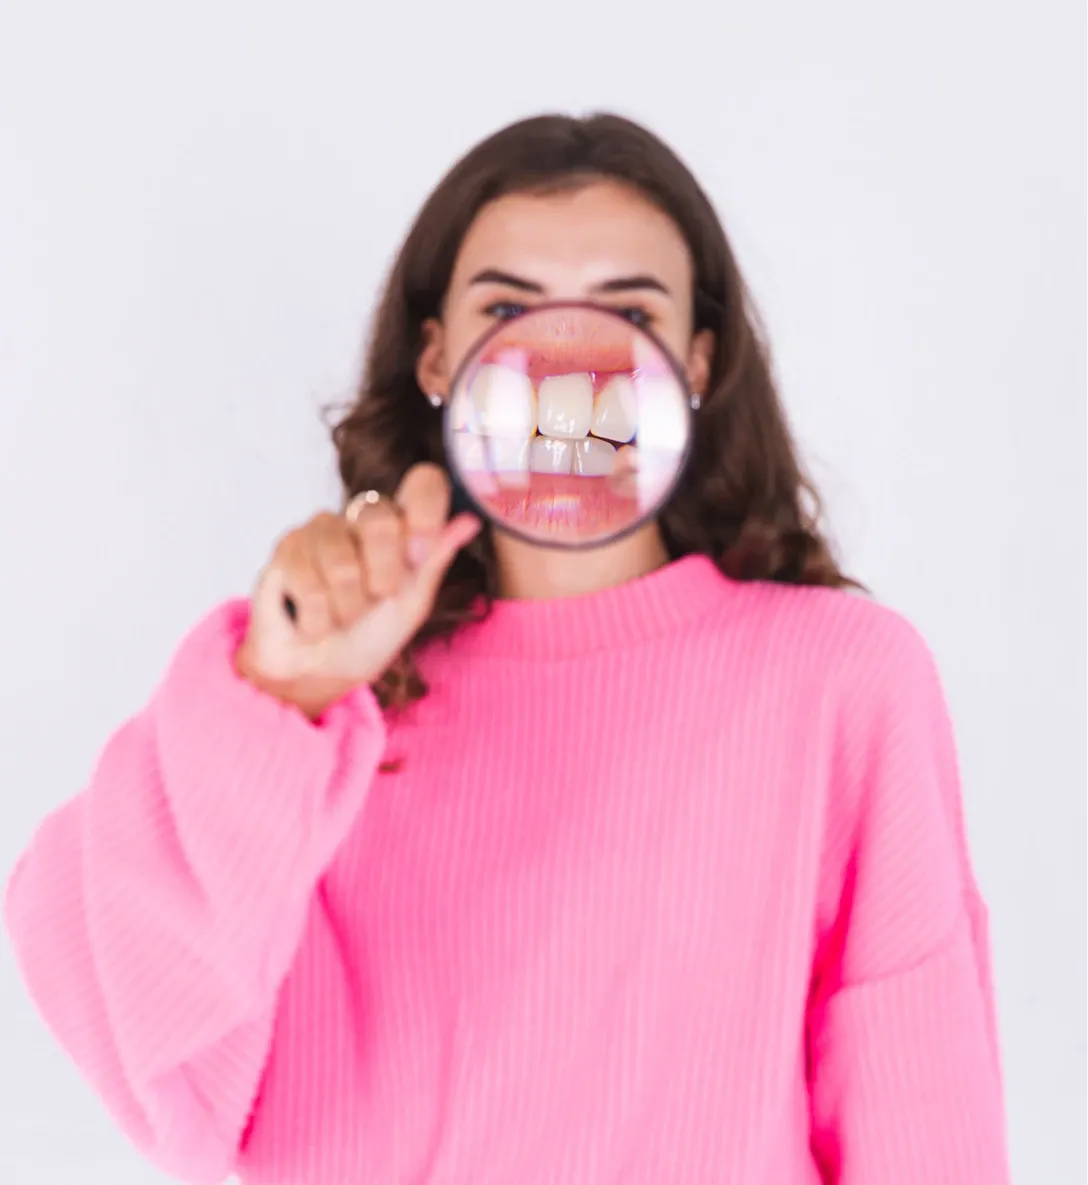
686, 329, 715, 401
416, 318, 449, 402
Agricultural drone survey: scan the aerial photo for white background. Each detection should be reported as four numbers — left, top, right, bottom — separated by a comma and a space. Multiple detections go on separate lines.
1, 2, 1084, 1182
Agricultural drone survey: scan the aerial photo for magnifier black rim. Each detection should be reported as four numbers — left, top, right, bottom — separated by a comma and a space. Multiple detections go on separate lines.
441, 300, 694, 552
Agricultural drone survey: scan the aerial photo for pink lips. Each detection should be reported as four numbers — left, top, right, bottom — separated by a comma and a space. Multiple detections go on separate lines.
467, 474, 640, 544
477, 308, 676, 386
479, 308, 638, 374
462, 443, 673, 544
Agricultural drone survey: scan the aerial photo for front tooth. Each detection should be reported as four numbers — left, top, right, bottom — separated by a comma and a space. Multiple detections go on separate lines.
469, 364, 537, 437
537, 373, 594, 439
634, 375, 688, 451
573, 438, 616, 476
591, 375, 638, 443
489, 436, 531, 488
530, 436, 574, 475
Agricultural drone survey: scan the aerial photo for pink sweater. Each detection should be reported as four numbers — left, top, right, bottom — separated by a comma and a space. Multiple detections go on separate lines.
5, 556, 1008, 1184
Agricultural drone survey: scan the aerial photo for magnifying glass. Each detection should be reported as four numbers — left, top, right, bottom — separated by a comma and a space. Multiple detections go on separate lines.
444, 303, 694, 549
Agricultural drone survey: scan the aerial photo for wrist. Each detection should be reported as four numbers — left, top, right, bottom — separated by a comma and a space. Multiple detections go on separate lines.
234, 645, 352, 722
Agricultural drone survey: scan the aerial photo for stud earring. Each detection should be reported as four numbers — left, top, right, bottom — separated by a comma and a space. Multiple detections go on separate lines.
690, 392, 702, 411
427, 392, 443, 408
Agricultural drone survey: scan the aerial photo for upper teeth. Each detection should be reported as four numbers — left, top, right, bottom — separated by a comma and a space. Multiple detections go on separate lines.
466, 364, 537, 437
537, 373, 594, 439
591, 375, 638, 443
458, 367, 662, 446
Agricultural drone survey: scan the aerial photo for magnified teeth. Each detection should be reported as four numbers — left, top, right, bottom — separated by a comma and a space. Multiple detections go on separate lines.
467, 364, 537, 437
530, 436, 574, 475
635, 375, 688, 451
537, 373, 594, 439
489, 436, 531, 487
591, 375, 638, 443
572, 438, 616, 476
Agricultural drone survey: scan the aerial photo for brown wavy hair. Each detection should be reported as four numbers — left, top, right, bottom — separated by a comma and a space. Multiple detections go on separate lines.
331, 113, 855, 708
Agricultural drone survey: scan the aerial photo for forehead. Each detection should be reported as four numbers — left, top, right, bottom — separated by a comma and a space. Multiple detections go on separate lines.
449, 180, 694, 292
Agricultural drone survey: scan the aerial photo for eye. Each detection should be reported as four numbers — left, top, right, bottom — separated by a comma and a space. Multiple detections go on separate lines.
614, 306, 652, 328
485, 301, 527, 322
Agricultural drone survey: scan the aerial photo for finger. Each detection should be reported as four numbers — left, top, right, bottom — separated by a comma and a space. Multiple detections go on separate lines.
409, 512, 481, 601
276, 530, 333, 641
309, 513, 368, 630
351, 499, 409, 601
393, 463, 452, 567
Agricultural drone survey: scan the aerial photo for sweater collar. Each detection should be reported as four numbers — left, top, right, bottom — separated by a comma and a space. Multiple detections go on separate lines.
446, 554, 736, 661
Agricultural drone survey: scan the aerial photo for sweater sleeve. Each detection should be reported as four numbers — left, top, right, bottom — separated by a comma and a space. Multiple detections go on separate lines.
3, 602, 388, 1185
807, 617, 1009, 1184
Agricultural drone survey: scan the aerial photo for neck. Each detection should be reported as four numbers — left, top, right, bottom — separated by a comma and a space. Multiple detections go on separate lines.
492, 522, 671, 601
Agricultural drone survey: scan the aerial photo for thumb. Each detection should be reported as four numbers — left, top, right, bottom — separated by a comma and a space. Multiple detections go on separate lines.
406, 512, 481, 604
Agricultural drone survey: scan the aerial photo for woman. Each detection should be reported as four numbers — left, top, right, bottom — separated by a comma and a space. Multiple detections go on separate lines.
5, 114, 1008, 1183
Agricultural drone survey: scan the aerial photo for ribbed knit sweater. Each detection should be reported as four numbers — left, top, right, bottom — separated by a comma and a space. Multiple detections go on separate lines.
5, 555, 1009, 1183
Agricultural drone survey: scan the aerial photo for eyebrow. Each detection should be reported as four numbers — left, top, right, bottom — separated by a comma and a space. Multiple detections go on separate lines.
468, 268, 672, 298
592, 274, 671, 297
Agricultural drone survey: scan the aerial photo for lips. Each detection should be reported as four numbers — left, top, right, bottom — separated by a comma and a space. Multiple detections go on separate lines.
479, 308, 642, 377
468, 474, 641, 544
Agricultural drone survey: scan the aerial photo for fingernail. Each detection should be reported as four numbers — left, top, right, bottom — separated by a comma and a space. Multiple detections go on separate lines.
408, 535, 432, 566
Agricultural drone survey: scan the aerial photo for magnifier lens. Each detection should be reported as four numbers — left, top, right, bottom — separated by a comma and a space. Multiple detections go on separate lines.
445, 304, 692, 549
